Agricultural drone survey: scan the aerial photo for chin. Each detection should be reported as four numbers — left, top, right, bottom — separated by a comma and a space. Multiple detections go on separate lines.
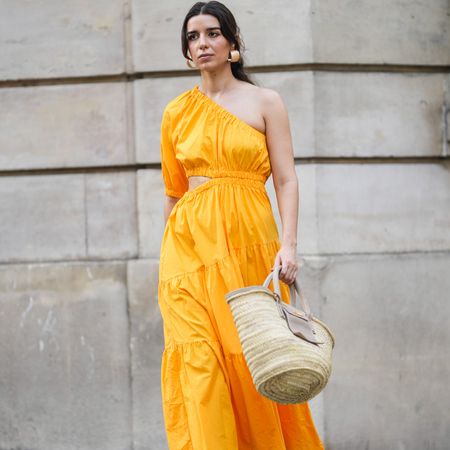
199, 62, 225, 71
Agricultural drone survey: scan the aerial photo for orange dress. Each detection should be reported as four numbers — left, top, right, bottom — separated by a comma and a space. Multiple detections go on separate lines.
158, 85, 324, 450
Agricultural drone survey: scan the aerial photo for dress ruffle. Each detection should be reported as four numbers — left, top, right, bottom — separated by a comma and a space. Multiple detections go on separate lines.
161, 341, 322, 450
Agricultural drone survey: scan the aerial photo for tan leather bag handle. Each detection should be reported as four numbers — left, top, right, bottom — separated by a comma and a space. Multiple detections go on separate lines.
263, 265, 312, 319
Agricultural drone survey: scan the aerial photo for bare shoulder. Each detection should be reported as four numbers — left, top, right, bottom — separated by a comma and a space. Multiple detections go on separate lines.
231, 83, 287, 134
258, 87, 285, 110
257, 86, 282, 101
251, 87, 287, 122
237, 82, 281, 100
236, 83, 285, 110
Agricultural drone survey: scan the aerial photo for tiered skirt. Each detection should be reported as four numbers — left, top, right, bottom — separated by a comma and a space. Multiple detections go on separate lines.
158, 176, 324, 450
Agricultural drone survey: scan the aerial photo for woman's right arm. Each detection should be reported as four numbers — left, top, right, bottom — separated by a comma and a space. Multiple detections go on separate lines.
160, 109, 188, 222
164, 195, 179, 224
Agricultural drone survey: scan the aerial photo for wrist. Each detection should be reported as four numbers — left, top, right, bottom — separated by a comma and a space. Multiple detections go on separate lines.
281, 240, 297, 249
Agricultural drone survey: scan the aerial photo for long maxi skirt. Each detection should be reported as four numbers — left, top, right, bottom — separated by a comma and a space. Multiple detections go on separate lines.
158, 176, 324, 450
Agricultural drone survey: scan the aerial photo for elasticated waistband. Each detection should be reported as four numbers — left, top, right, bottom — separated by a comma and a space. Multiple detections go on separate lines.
175, 176, 266, 209
185, 169, 266, 183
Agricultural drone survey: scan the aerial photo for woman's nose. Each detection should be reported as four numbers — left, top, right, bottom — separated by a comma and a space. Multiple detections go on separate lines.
198, 33, 208, 48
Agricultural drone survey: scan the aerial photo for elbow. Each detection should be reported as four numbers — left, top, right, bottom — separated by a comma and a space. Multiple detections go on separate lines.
273, 173, 298, 190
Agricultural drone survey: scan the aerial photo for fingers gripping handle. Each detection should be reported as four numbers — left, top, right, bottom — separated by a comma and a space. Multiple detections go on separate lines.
263, 265, 312, 319
263, 265, 322, 344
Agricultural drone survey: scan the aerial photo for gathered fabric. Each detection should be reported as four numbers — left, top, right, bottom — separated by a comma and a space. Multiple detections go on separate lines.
158, 86, 324, 449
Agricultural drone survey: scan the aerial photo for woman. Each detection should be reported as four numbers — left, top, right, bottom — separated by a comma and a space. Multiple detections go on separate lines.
158, 2, 324, 449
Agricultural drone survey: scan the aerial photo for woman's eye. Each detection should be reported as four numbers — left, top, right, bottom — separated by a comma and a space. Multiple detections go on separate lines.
187, 33, 198, 41
209, 31, 219, 37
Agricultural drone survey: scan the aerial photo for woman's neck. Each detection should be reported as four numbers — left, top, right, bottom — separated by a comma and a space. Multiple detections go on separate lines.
199, 68, 239, 97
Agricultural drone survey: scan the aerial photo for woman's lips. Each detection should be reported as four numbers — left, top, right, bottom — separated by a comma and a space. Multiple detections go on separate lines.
198, 54, 213, 60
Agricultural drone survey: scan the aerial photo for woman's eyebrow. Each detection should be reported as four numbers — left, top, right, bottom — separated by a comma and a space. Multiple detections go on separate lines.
187, 27, 221, 33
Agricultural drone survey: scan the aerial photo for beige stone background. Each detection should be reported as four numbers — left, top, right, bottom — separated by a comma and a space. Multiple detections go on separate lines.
0, 1, 449, 449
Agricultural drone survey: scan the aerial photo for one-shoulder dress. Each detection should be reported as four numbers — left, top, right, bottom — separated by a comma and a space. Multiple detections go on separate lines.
158, 85, 324, 450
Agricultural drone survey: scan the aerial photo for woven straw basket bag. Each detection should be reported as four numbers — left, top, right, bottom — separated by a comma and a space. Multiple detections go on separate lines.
225, 265, 335, 404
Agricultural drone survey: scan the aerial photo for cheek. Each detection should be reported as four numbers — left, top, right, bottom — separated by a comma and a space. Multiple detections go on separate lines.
187, 41, 195, 55
215, 39, 229, 53
222, 40, 233, 54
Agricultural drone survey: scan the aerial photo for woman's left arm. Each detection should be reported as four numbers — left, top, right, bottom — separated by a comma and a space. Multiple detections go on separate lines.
262, 88, 299, 285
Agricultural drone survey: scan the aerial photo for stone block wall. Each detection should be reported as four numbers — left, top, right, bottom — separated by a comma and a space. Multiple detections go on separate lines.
0, 1, 449, 449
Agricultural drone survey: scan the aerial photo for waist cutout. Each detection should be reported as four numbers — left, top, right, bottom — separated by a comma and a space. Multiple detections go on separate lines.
188, 175, 213, 191
182, 174, 266, 202
186, 170, 266, 190
187, 171, 266, 191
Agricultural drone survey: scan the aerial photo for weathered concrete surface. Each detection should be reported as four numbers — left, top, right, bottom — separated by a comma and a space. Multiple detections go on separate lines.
445, 76, 450, 156
0, 0, 125, 80
312, 162, 450, 254
0, 261, 131, 450
314, 72, 446, 157
224, 0, 313, 66
311, 0, 450, 65
0, 83, 132, 171
137, 169, 165, 259
127, 259, 167, 450
86, 172, 138, 259
0, 174, 86, 262
253, 71, 448, 158
0, 172, 138, 263
268, 162, 450, 255
317, 252, 450, 449
131, 0, 190, 72
131, 0, 312, 72
134, 76, 197, 164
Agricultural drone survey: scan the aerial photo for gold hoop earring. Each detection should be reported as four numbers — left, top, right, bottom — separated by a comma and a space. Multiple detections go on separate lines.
227, 49, 240, 63
186, 51, 197, 69
186, 58, 197, 69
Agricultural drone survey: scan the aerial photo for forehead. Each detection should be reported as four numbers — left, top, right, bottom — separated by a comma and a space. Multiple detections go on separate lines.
186, 14, 220, 31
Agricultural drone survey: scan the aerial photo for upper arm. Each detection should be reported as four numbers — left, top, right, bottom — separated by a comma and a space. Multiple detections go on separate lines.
261, 89, 297, 187
160, 109, 189, 199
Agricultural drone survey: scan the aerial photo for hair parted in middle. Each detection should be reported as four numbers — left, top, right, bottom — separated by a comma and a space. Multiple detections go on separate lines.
181, 1, 254, 85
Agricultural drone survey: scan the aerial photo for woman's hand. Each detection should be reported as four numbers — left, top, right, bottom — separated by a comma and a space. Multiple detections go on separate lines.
273, 245, 298, 285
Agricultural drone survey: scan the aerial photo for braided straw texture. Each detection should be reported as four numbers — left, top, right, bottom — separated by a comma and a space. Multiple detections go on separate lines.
227, 287, 335, 404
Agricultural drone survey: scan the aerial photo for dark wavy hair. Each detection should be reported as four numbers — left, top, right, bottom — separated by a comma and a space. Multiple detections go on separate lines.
181, 1, 254, 85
